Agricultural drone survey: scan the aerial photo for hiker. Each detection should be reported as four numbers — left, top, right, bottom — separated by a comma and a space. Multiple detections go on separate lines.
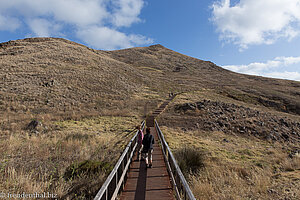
136, 125, 144, 161
142, 127, 155, 168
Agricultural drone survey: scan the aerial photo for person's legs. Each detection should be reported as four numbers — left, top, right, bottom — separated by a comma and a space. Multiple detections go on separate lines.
140, 145, 144, 160
137, 144, 142, 160
149, 149, 153, 168
144, 151, 149, 168
145, 152, 149, 164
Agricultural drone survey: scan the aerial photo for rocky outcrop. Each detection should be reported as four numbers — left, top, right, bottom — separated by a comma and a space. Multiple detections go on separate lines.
172, 100, 300, 143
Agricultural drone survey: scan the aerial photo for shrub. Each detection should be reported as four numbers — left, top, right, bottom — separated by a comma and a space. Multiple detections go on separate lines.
65, 133, 93, 141
174, 147, 205, 175
64, 160, 112, 180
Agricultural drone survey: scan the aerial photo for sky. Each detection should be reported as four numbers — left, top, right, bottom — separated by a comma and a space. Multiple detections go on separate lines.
0, 0, 300, 81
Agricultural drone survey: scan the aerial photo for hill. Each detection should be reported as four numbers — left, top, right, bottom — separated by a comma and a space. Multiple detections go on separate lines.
1, 37, 300, 125
108, 44, 300, 115
158, 91, 300, 199
0, 37, 299, 199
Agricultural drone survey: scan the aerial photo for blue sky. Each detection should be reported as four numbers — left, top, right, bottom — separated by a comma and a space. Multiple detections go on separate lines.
1, 0, 300, 81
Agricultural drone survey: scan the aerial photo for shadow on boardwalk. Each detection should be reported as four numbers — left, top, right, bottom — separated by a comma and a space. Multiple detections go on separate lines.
119, 127, 174, 200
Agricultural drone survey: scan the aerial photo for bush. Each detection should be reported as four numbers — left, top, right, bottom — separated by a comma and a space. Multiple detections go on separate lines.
65, 133, 93, 141
64, 160, 112, 180
174, 147, 205, 175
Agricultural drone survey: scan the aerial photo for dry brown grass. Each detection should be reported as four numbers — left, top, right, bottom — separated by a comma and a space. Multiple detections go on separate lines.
158, 91, 300, 200
0, 38, 166, 133
190, 166, 270, 199
160, 126, 300, 200
2, 37, 300, 128
158, 90, 300, 200
0, 116, 139, 199
1, 37, 300, 199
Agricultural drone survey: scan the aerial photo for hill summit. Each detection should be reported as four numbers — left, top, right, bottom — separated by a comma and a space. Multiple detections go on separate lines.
0, 37, 300, 126
0, 37, 300, 200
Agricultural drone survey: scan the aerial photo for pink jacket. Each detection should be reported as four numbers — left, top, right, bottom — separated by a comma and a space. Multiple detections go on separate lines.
137, 130, 144, 144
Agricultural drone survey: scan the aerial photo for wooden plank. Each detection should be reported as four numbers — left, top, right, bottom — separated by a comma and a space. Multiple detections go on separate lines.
146, 116, 154, 127
94, 121, 145, 200
119, 127, 174, 200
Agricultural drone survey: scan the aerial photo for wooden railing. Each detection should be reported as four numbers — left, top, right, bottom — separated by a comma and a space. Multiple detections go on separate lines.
94, 121, 145, 200
155, 120, 196, 200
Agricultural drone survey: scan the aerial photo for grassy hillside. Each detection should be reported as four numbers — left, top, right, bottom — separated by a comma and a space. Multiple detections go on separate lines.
108, 44, 300, 115
0, 116, 139, 199
0, 37, 299, 199
158, 91, 300, 200
1, 37, 300, 127
0, 38, 162, 198
0, 38, 165, 132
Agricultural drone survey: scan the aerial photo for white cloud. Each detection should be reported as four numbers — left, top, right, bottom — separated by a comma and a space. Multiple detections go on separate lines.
128, 34, 153, 45
112, 0, 144, 27
27, 18, 62, 37
77, 26, 152, 50
222, 56, 300, 81
50, 0, 109, 27
0, 0, 109, 26
0, 0, 152, 49
212, 0, 300, 49
265, 71, 300, 81
0, 14, 20, 31
277, 56, 300, 65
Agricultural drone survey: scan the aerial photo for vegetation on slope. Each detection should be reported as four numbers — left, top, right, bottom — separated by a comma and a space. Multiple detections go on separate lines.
1, 37, 300, 199
0, 116, 138, 199
158, 91, 300, 200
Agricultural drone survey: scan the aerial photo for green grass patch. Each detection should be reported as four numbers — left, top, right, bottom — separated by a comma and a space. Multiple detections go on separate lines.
64, 160, 113, 180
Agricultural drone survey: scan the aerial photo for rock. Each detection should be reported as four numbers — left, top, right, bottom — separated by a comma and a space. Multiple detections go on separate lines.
217, 121, 224, 127
173, 66, 181, 72
175, 103, 196, 112
171, 99, 300, 144
26, 119, 39, 130
280, 118, 289, 127
289, 150, 300, 158
196, 102, 205, 109
282, 133, 289, 140
223, 138, 229, 143
267, 189, 277, 194
258, 122, 264, 126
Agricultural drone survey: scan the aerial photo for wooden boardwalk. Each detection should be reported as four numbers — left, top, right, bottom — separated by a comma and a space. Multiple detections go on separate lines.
119, 96, 176, 200
119, 127, 174, 200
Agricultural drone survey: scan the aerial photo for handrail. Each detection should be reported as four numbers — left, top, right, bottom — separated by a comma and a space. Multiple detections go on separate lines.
155, 120, 196, 200
94, 121, 145, 200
